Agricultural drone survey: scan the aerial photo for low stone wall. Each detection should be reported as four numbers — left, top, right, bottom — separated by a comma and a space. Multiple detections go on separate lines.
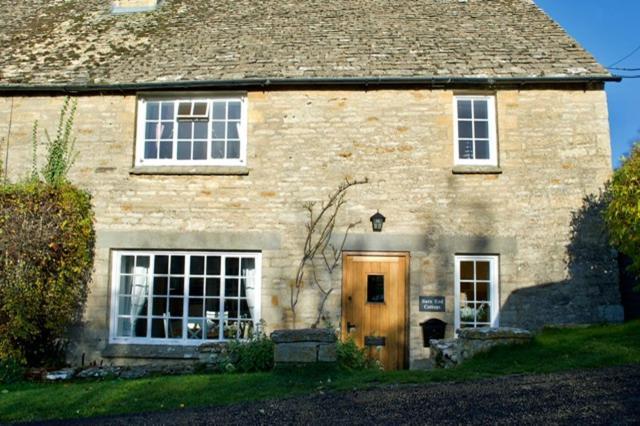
430, 327, 533, 369
271, 328, 337, 365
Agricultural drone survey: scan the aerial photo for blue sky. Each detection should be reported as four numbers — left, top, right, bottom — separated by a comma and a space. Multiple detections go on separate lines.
534, 0, 640, 168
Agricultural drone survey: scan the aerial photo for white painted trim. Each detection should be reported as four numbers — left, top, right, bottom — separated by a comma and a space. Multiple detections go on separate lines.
452, 95, 498, 167
134, 95, 248, 167
109, 250, 262, 346
454, 255, 500, 333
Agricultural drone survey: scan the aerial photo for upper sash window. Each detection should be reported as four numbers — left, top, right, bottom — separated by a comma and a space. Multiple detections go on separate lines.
453, 96, 498, 166
136, 96, 247, 166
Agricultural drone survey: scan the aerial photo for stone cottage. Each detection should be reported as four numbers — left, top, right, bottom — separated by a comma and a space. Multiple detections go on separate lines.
0, 0, 623, 370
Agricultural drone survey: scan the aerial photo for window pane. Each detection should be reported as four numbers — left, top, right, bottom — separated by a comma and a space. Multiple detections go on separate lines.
475, 140, 490, 159
225, 299, 239, 319
151, 318, 166, 338
460, 261, 474, 280
190, 256, 205, 275
160, 122, 174, 139
212, 140, 225, 159
476, 261, 490, 280
474, 121, 489, 139
118, 296, 132, 315
188, 299, 203, 317
459, 302, 475, 322
146, 102, 160, 120
152, 297, 167, 315
206, 278, 220, 296
459, 140, 474, 159
177, 102, 191, 116
161, 102, 174, 120
227, 140, 240, 159
169, 319, 183, 338
193, 102, 208, 116
228, 102, 241, 120
476, 282, 489, 301
457, 100, 472, 119
121, 255, 135, 274
187, 319, 204, 339
194, 121, 208, 139
144, 141, 157, 159
117, 318, 132, 337
136, 256, 150, 268
226, 257, 240, 275
225, 278, 239, 297
171, 256, 185, 275
473, 100, 488, 119
169, 277, 184, 296
176, 140, 191, 160
241, 258, 255, 275
169, 298, 183, 316
212, 121, 226, 139
193, 141, 207, 160
458, 121, 472, 139
205, 298, 219, 315
133, 318, 147, 337
477, 303, 490, 322
367, 275, 385, 303
460, 282, 473, 302
159, 141, 173, 159
212, 102, 226, 120
178, 122, 191, 139
119, 275, 132, 294
206, 320, 220, 340
155, 255, 169, 274
190, 277, 204, 296
239, 299, 252, 319
239, 321, 254, 339
145, 122, 159, 139
227, 122, 239, 139
153, 277, 168, 295
206, 256, 221, 275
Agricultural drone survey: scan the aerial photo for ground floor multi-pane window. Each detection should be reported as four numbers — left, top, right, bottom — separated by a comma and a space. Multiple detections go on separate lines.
454, 255, 499, 330
110, 251, 261, 344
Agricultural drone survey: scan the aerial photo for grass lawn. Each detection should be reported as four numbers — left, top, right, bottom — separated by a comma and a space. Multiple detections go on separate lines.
1, 320, 639, 423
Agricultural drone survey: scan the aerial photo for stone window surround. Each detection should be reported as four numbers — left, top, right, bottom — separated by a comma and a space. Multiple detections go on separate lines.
134, 93, 248, 168
109, 249, 262, 346
453, 95, 498, 167
454, 254, 500, 332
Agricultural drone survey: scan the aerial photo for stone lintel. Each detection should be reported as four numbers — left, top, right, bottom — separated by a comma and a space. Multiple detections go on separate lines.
96, 230, 281, 250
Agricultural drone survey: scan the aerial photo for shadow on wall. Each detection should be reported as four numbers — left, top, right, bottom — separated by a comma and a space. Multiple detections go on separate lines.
500, 192, 624, 330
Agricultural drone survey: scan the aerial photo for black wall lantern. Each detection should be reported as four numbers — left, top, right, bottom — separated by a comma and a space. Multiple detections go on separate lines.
370, 211, 386, 232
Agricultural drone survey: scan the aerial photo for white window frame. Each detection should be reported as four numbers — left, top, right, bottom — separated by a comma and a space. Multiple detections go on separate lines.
454, 255, 500, 331
109, 250, 262, 346
135, 95, 248, 167
453, 95, 498, 166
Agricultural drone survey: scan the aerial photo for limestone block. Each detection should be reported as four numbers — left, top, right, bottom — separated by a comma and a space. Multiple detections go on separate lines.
317, 343, 337, 362
270, 328, 337, 344
274, 342, 319, 363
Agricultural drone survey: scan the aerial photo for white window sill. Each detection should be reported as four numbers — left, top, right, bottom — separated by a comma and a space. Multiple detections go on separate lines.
130, 166, 249, 176
452, 165, 502, 175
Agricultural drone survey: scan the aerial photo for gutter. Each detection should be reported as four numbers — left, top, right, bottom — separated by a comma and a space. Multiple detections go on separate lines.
0, 75, 622, 94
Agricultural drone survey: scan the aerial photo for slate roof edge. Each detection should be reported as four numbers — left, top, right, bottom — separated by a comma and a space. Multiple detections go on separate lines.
0, 75, 621, 94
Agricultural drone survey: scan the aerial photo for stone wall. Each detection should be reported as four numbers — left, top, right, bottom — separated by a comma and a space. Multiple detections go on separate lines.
0, 88, 622, 368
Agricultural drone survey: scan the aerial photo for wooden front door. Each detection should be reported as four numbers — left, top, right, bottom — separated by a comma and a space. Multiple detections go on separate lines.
342, 253, 408, 370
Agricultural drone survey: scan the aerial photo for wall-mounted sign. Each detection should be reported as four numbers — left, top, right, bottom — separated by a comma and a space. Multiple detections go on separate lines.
419, 296, 445, 312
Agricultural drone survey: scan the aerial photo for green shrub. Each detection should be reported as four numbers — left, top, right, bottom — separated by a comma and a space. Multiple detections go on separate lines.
227, 333, 275, 373
605, 141, 640, 283
336, 337, 368, 370
0, 357, 24, 384
0, 181, 95, 366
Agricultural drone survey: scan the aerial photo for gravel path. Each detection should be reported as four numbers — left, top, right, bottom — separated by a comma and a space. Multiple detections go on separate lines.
33, 365, 640, 425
